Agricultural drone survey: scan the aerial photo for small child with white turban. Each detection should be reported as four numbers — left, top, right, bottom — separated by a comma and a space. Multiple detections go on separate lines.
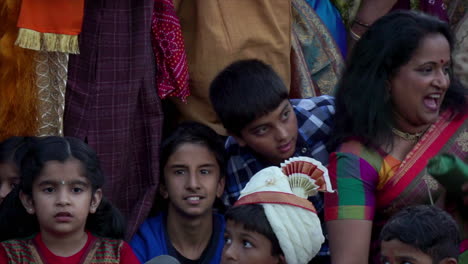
222, 160, 332, 264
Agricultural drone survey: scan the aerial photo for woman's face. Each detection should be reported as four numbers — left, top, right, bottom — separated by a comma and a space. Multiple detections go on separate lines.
390, 33, 451, 133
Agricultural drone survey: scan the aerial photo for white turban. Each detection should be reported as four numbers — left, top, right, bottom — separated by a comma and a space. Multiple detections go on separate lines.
235, 166, 325, 264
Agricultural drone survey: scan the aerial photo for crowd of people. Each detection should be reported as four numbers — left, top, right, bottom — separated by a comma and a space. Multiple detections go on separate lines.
0, 4, 467, 264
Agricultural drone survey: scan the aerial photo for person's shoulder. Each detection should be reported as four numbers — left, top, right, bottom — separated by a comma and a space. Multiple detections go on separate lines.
1, 234, 35, 246
225, 136, 259, 167
291, 95, 335, 110
1, 237, 31, 247
213, 212, 225, 224
335, 138, 384, 160
291, 96, 335, 123
133, 214, 165, 237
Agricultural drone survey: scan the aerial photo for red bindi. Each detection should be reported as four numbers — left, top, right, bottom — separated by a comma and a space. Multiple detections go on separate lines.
440, 59, 445, 64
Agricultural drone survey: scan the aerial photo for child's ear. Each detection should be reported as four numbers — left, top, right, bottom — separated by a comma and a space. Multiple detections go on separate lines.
159, 184, 169, 199
439, 257, 458, 264
89, 189, 103, 214
19, 191, 35, 214
216, 177, 225, 198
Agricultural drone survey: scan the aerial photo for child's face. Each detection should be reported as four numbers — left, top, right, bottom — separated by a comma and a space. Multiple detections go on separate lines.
380, 239, 435, 264
161, 143, 224, 219
20, 159, 102, 237
0, 162, 20, 204
222, 220, 284, 264
234, 99, 298, 165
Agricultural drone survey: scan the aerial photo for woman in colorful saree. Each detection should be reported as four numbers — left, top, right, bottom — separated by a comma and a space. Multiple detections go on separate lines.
324, 10, 468, 264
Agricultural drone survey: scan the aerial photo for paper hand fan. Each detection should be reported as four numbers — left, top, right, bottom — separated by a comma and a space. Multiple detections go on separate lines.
280, 156, 334, 198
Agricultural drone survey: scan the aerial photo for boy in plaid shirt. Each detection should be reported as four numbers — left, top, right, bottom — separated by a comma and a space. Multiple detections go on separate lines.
209, 59, 335, 263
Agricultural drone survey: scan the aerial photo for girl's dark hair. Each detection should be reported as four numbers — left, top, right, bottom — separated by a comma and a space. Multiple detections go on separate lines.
332, 10, 467, 149
380, 205, 460, 262
0, 136, 125, 240
225, 204, 283, 257
0, 136, 30, 167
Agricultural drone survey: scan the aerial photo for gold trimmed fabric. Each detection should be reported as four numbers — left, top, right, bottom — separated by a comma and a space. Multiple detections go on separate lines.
35, 51, 68, 136
290, 0, 345, 97
15, 0, 84, 54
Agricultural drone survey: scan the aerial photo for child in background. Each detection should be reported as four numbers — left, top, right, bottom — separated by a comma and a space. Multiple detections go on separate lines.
0, 136, 28, 204
0, 136, 140, 263
380, 205, 460, 264
131, 122, 226, 263
222, 166, 325, 264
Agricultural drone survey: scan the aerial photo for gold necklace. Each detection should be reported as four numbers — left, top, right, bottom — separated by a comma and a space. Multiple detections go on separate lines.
391, 127, 425, 141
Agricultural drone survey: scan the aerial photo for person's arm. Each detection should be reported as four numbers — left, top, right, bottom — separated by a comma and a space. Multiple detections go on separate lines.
324, 147, 379, 264
348, 0, 397, 51
327, 219, 373, 264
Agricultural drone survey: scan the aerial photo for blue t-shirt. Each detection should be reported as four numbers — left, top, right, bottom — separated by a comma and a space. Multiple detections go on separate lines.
130, 213, 225, 264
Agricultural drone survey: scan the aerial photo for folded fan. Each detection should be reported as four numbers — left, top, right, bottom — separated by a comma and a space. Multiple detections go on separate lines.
280, 156, 334, 198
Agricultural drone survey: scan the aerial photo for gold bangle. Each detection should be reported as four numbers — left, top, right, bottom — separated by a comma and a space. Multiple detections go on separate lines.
349, 28, 361, 41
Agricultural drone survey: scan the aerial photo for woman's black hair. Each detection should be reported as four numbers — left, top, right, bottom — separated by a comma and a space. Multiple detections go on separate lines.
380, 205, 460, 262
332, 10, 467, 149
0, 136, 125, 240
225, 204, 283, 257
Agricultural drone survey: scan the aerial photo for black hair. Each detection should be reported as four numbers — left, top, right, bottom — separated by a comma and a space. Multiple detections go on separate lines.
380, 205, 460, 262
209, 59, 289, 135
0, 136, 30, 167
332, 10, 467, 149
160, 121, 226, 185
0, 136, 125, 240
225, 204, 283, 257
154, 122, 226, 213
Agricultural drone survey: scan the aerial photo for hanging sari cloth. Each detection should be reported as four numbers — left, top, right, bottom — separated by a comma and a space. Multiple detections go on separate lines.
15, 0, 84, 54
290, 0, 345, 98
151, 0, 190, 102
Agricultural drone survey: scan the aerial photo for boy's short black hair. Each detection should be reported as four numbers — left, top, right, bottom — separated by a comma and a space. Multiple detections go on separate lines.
380, 205, 460, 262
209, 59, 289, 135
225, 204, 283, 256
